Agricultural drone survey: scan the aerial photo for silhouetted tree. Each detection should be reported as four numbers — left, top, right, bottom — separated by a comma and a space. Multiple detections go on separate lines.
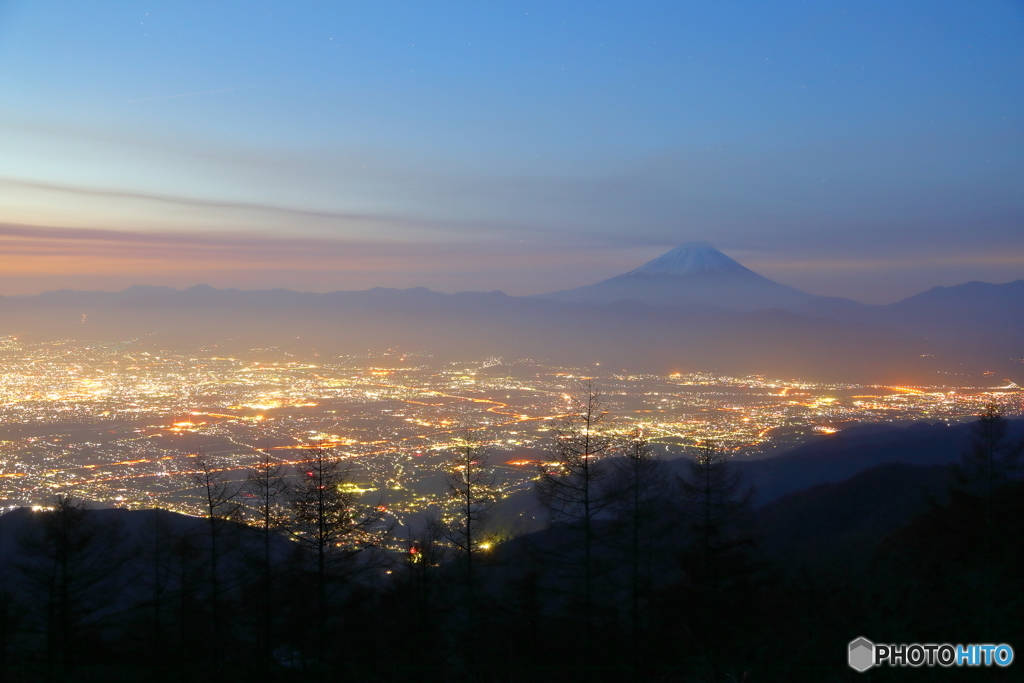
441, 432, 494, 586
128, 509, 179, 677
169, 524, 205, 669
535, 384, 615, 657
437, 432, 494, 679
244, 449, 290, 669
0, 590, 18, 680
956, 401, 1023, 493
947, 402, 1024, 638
396, 518, 448, 674
191, 450, 243, 663
288, 445, 383, 668
15, 496, 125, 674
607, 429, 672, 670
674, 443, 755, 676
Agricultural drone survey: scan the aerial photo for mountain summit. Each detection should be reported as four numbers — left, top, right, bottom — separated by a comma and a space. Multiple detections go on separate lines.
537, 242, 820, 311
627, 241, 752, 276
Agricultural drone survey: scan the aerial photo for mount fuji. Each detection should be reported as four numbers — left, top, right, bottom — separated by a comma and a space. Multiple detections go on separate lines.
1, 242, 1021, 382
537, 242, 821, 311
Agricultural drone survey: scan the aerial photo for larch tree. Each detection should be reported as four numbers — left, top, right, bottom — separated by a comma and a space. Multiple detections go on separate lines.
287, 445, 383, 668
439, 431, 495, 679
675, 442, 755, 676
16, 495, 126, 673
534, 383, 615, 657
244, 449, 291, 670
441, 432, 494, 599
191, 449, 243, 662
129, 509, 178, 673
951, 402, 1023, 637
607, 429, 671, 667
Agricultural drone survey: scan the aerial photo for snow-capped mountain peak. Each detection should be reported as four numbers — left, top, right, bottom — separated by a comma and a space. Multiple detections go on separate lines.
627, 242, 751, 276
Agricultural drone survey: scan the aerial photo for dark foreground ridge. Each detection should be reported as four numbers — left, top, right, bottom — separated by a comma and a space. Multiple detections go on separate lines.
0, 410, 1020, 682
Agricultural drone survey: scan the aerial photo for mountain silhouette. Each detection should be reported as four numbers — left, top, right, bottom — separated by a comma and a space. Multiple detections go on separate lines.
536, 242, 821, 311
1, 253, 1022, 383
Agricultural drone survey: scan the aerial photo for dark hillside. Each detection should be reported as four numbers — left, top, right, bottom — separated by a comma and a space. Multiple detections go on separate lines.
757, 461, 952, 558
712, 419, 1023, 505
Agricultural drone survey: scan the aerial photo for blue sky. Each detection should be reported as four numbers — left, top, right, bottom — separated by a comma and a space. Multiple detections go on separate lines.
0, 0, 1022, 301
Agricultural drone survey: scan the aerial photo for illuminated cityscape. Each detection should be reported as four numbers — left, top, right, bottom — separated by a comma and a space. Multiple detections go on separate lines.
1, 1, 1020, 677
1, 335, 1018, 524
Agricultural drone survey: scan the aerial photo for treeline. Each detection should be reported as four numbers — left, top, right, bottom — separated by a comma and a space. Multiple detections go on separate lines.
0, 394, 1021, 682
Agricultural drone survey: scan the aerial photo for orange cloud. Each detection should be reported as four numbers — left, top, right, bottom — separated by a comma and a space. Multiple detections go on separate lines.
0, 222, 483, 274
0, 221, 635, 296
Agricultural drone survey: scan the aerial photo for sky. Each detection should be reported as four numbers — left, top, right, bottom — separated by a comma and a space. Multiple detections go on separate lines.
0, 0, 1022, 303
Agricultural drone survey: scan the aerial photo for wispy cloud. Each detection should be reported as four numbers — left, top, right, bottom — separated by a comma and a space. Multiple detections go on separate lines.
0, 176, 644, 248
0, 177, 403, 226
126, 86, 254, 104
0, 221, 648, 295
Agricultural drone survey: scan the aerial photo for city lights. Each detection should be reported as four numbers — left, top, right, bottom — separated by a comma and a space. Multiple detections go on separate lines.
0, 336, 1018, 521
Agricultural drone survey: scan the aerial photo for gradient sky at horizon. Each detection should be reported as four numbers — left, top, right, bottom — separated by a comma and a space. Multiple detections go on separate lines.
1, 0, 1022, 302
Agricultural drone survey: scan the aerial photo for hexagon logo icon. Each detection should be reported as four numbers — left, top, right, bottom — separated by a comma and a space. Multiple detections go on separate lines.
848, 637, 875, 672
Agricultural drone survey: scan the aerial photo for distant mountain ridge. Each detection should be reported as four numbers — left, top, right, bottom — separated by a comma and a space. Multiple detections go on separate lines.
796, 278, 1024, 363
537, 242, 822, 311
1, 245, 1022, 383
